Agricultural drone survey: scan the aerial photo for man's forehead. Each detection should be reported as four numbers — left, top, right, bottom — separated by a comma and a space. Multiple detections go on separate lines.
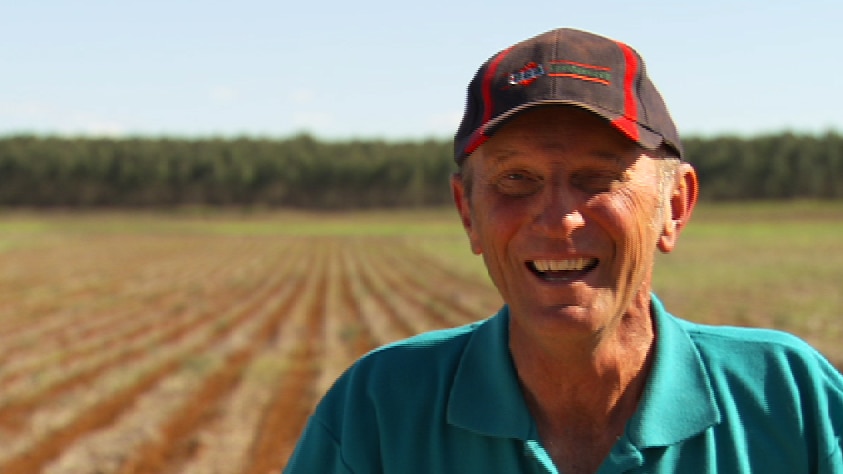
480, 144, 627, 167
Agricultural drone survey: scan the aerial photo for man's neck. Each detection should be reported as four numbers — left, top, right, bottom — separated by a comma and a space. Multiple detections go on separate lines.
508, 304, 656, 473
512, 319, 653, 422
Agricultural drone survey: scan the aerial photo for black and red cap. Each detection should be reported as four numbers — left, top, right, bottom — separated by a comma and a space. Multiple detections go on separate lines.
454, 28, 683, 164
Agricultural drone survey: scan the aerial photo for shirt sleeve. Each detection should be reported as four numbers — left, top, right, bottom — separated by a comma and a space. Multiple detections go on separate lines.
283, 415, 354, 474
817, 354, 843, 473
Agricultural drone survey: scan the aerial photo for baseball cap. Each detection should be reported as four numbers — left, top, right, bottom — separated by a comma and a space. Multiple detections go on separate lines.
454, 28, 683, 164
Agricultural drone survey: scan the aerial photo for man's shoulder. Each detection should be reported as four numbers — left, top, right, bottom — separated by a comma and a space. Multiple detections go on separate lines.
311, 317, 495, 431
375, 319, 485, 353
364, 319, 486, 366
666, 315, 843, 463
675, 317, 842, 388
325, 318, 489, 400
679, 318, 813, 353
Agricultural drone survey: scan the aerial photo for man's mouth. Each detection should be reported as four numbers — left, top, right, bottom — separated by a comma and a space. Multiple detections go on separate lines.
527, 258, 599, 282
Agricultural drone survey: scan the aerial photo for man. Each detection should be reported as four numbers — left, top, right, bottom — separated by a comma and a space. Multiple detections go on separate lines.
284, 28, 843, 473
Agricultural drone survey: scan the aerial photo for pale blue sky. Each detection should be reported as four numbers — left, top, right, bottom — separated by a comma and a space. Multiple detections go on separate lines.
1, 0, 841, 140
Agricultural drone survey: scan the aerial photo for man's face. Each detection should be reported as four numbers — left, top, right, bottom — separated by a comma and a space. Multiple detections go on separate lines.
452, 106, 687, 343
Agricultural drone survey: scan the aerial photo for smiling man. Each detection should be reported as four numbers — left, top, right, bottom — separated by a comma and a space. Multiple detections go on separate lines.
450, 105, 691, 474
284, 28, 843, 474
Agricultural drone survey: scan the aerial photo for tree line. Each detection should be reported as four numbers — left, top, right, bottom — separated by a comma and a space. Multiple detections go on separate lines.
1, 131, 841, 209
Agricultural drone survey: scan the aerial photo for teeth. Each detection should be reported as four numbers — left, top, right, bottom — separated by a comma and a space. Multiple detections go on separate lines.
532, 258, 593, 272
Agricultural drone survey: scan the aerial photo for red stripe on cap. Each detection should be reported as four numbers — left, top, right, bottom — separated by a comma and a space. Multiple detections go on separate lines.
464, 47, 513, 156
611, 41, 639, 142
546, 73, 610, 86
463, 131, 489, 158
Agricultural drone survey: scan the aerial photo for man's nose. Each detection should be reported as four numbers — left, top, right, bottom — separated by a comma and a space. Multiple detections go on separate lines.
532, 184, 585, 236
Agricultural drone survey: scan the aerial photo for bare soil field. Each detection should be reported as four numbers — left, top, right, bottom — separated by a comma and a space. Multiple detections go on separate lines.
0, 212, 501, 473
0, 205, 840, 472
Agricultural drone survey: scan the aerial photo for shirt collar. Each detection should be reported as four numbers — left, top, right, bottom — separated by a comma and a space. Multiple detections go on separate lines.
447, 305, 534, 439
446, 295, 720, 447
627, 294, 721, 447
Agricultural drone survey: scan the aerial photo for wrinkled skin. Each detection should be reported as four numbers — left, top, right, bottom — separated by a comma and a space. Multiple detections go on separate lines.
452, 106, 698, 357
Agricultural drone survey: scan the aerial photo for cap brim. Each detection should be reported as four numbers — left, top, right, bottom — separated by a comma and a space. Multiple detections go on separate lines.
481, 101, 664, 151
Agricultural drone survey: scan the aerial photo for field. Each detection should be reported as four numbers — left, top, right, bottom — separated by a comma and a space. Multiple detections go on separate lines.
1, 202, 841, 473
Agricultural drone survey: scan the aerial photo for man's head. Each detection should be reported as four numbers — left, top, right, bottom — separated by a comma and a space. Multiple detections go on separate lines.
451, 28, 698, 344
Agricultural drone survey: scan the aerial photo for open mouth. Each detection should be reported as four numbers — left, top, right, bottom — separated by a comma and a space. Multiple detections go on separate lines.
527, 258, 599, 282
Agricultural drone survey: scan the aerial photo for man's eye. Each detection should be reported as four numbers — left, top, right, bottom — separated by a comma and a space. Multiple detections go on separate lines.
571, 171, 620, 193
495, 173, 542, 196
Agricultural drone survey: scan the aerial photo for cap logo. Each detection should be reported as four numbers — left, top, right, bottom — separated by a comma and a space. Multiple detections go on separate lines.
547, 60, 611, 85
508, 62, 545, 86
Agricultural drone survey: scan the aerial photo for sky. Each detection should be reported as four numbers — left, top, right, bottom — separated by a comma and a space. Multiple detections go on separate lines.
1, 0, 842, 141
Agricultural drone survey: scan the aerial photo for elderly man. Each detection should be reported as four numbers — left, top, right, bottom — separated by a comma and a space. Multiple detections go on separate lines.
284, 28, 843, 473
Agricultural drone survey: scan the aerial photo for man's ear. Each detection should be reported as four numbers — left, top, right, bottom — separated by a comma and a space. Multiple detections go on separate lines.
658, 163, 698, 253
450, 173, 482, 255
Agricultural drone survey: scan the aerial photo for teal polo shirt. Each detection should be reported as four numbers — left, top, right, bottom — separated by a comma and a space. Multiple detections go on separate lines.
284, 295, 843, 473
